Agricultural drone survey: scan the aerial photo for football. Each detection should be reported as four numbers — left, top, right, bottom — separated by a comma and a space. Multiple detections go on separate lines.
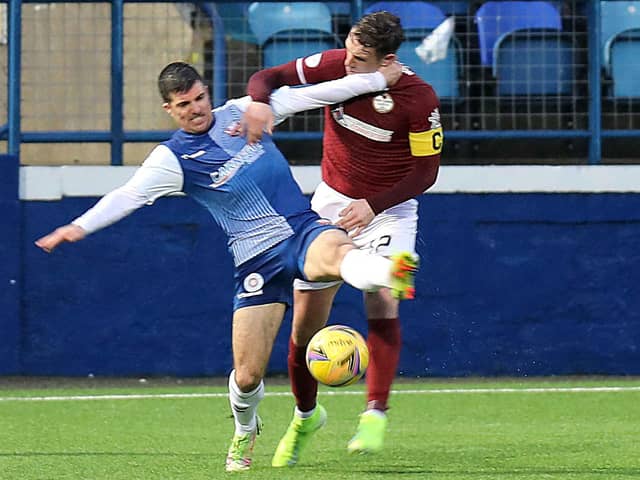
306, 325, 369, 387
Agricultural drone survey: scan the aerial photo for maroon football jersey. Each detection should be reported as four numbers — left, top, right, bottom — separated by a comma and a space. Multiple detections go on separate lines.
298, 49, 442, 200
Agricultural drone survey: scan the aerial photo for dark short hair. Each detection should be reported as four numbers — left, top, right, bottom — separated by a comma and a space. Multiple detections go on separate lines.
157, 62, 204, 103
352, 11, 406, 58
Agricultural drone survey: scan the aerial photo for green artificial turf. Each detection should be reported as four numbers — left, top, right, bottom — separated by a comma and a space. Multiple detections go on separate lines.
0, 378, 639, 479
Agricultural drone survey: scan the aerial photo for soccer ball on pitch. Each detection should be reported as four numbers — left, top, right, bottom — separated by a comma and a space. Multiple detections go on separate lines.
306, 325, 369, 387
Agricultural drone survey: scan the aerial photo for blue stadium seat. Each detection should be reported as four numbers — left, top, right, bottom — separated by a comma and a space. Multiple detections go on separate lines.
475, 1, 561, 66
601, 1, 640, 97
601, 1, 640, 72
493, 30, 575, 95
364, 1, 461, 99
248, 2, 343, 67
609, 29, 640, 97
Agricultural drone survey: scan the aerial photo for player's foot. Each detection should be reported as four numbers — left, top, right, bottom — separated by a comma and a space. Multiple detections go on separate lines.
347, 410, 387, 454
389, 252, 419, 300
225, 416, 263, 472
271, 404, 327, 467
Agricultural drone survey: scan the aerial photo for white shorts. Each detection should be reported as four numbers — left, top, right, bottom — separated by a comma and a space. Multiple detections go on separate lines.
295, 181, 418, 291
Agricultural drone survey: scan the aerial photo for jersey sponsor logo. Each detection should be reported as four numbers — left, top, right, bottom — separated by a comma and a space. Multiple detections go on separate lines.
237, 272, 265, 299
330, 105, 394, 142
181, 150, 206, 160
372, 93, 394, 113
209, 143, 264, 188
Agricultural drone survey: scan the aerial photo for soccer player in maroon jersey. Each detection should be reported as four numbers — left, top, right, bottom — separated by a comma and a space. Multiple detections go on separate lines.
243, 11, 442, 465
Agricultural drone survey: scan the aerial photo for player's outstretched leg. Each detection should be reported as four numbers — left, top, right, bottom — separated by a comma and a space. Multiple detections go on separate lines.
272, 404, 327, 467
389, 252, 419, 300
226, 415, 263, 472
347, 410, 387, 454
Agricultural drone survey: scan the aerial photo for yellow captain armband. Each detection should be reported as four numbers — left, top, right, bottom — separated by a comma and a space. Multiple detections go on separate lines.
409, 128, 444, 156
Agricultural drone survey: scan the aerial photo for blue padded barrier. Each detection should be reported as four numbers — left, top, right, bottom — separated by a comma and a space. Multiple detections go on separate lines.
20, 192, 640, 377
0, 155, 21, 374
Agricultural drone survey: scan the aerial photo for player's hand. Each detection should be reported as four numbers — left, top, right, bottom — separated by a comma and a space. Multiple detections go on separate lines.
336, 199, 375, 238
35, 224, 86, 253
378, 60, 402, 87
241, 101, 274, 144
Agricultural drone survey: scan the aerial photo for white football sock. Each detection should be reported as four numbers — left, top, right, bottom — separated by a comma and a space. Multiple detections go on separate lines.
295, 405, 316, 419
339, 249, 392, 291
228, 370, 264, 435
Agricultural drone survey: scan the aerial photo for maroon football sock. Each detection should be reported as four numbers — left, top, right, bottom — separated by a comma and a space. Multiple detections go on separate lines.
366, 317, 401, 412
289, 337, 318, 412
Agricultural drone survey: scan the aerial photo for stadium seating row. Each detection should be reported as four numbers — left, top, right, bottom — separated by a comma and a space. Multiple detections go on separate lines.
244, 1, 640, 99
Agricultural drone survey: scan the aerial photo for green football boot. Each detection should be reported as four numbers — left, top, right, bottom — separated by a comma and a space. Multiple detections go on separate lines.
389, 252, 419, 300
347, 410, 387, 454
271, 404, 327, 467
225, 416, 263, 472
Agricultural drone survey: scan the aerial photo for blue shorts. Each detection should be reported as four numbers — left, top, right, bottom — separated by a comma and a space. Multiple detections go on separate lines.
232, 214, 337, 311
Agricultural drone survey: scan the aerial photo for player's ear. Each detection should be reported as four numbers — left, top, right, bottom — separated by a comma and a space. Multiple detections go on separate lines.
381, 53, 397, 66
162, 102, 172, 115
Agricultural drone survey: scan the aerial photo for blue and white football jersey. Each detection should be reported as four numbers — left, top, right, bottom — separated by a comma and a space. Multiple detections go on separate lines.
73, 74, 391, 268
163, 102, 314, 266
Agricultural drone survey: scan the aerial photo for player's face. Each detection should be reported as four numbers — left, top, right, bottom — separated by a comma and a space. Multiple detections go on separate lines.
163, 81, 213, 134
344, 30, 383, 74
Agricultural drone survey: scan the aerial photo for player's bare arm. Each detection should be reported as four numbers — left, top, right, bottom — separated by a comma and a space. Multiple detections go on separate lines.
35, 224, 87, 253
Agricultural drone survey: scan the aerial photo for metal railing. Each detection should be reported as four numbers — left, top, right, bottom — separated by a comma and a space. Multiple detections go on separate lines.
1, 0, 639, 164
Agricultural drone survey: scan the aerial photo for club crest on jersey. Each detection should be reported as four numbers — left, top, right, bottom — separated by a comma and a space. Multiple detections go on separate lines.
372, 93, 394, 113
237, 272, 265, 299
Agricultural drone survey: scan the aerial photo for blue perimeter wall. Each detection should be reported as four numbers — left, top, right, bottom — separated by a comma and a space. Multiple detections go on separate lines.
6, 187, 640, 378
0, 156, 21, 374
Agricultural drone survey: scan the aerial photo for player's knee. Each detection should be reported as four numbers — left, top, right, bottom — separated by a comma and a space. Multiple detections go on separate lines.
233, 368, 263, 392
365, 289, 399, 318
306, 230, 354, 280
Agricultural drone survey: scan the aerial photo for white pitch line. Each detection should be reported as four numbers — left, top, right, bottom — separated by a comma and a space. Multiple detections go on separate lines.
1, 385, 640, 402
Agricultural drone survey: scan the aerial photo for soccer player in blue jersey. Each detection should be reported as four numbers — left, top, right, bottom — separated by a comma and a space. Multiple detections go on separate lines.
35, 62, 416, 472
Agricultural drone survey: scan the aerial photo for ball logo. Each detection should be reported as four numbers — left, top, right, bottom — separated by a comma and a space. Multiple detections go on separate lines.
243, 273, 264, 293
372, 93, 394, 113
